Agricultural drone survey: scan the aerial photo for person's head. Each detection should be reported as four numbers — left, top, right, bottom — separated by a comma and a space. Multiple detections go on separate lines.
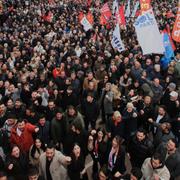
48, 100, 55, 110
151, 153, 164, 169
68, 106, 76, 116
87, 71, 93, 80
161, 122, 171, 134
126, 102, 134, 113
72, 143, 81, 158
166, 138, 178, 153
0, 171, 7, 180
28, 167, 39, 180
130, 167, 143, 180
97, 128, 105, 140
46, 143, 55, 161
136, 128, 146, 142
88, 81, 95, 90
153, 78, 160, 87
0, 102, 6, 114
38, 114, 46, 126
11, 145, 20, 158
55, 108, 63, 120
105, 82, 111, 91
158, 106, 166, 116
7, 98, 14, 109
7, 113, 16, 125
169, 91, 178, 101
15, 98, 22, 108
87, 93, 94, 103
17, 119, 26, 131
34, 137, 42, 149
113, 111, 122, 123
144, 96, 152, 105
112, 136, 124, 149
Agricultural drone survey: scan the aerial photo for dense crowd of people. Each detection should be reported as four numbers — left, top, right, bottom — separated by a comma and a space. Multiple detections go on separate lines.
0, 0, 180, 179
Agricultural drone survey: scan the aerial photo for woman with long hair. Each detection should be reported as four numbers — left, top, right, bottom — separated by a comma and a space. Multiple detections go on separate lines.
107, 136, 126, 179
6, 145, 28, 180
29, 137, 45, 167
68, 143, 87, 180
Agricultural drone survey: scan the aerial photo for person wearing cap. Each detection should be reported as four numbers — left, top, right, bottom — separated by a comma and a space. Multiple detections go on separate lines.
51, 108, 67, 150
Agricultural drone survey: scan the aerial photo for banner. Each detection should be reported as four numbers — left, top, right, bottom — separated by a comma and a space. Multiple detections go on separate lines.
131, 1, 140, 17
140, 0, 151, 14
112, 0, 119, 15
172, 1, 180, 42
111, 24, 125, 52
161, 33, 174, 69
134, 9, 165, 55
80, 17, 92, 31
125, 0, 131, 17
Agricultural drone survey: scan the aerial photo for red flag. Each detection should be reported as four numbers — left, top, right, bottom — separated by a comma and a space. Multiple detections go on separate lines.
78, 12, 85, 23
100, 15, 107, 25
100, 3, 112, 21
172, 1, 180, 42
166, 25, 176, 50
86, 11, 94, 25
119, 5, 126, 26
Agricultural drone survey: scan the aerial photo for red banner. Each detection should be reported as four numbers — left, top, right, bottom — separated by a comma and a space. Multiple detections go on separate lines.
172, 1, 180, 42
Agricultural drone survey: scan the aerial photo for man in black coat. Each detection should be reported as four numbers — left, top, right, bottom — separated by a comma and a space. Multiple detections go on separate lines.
81, 93, 99, 129
127, 128, 154, 168
36, 114, 50, 146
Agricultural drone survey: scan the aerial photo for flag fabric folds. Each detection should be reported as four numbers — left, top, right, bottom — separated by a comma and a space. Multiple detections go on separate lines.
80, 17, 93, 31
140, 0, 151, 14
131, 1, 140, 17
134, 10, 165, 55
161, 33, 174, 69
100, 3, 112, 25
125, 0, 131, 17
111, 24, 125, 53
172, 0, 180, 42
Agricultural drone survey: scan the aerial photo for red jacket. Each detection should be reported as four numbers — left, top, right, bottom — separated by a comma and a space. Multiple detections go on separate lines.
10, 123, 36, 152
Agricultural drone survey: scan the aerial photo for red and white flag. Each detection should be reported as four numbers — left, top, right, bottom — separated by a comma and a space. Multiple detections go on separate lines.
101, 3, 112, 20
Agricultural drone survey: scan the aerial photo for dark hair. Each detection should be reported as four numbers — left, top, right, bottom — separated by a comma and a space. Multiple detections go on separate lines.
38, 113, 46, 120
131, 167, 143, 179
169, 138, 178, 148
46, 142, 55, 150
137, 128, 147, 135
30, 137, 44, 159
28, 166, 39, 177
113, 135, 124, 146
152, 152, 164, 164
